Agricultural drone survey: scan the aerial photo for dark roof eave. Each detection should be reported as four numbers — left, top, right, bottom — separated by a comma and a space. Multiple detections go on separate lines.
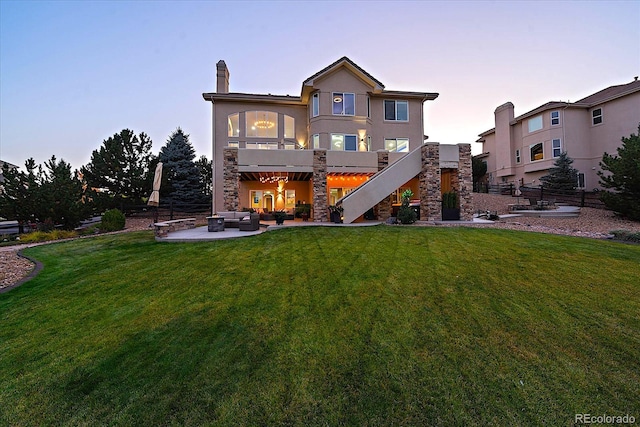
374, 90, 439, 101
203, 92, 304, 105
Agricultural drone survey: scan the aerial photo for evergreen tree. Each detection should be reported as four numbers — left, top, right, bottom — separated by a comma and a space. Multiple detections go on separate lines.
81, 129, 155, 210
0, 159, 43, 232
40, 156, 92, 230
472, 157, 487, 191
598, 124, 640, 220
194, 155, 213, 199
397, 189, 417, 224
540, 152, 579, 191
158, 128, 205, 205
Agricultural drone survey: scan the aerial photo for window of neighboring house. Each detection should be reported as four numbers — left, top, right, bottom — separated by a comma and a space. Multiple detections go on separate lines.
246, 142, 278, 150
384, 100, 408, 121
592, 107, 603, 125
528, 115, 543, 133
385, 138, 409, 152
577, 172, 585, 189
331, 134, 358, 151
530, 142, 544, 161
312, 93, 319, 117
312, 134, 320, 149
516, 149, 521, 164
228, 141, 239, 148
284, 115, 295, 139
332, 93, 355, 115
246, 111, 278, 138
552, 139, 562, 158
228, 113, 240, 137
551, 111, 560, 126
367, 96, 370, 118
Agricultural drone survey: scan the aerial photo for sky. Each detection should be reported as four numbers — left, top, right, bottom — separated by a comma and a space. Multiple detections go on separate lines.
1, 0, 639, 171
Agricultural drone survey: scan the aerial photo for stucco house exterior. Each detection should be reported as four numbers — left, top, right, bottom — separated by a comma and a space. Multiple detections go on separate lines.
202, 57, 473, 223
476, 78, 640, 191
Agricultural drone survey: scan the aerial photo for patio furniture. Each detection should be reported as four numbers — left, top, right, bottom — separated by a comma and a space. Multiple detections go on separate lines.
239, 213, 260, 231
207, 216, 225, 232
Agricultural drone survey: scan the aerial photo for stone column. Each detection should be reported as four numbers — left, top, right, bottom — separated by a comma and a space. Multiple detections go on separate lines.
457, 144, 474, 220
223, 147, 239, 211
312, 149, 328, 222
420, 143, 441, 221
375, 151, 392, 221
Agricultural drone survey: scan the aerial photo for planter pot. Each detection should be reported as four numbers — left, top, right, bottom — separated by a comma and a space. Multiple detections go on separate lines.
330, 212, 342, 223
441, 208, 460, 221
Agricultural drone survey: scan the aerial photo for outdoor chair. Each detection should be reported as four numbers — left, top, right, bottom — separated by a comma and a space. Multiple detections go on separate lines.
239, 213, 260, 231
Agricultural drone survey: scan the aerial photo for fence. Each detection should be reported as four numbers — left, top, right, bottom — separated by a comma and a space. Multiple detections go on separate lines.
476, 184, 606, 209
126, 202, 213, 222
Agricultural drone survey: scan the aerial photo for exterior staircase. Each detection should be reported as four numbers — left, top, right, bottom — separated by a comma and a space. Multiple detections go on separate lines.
337, 146, 423, 223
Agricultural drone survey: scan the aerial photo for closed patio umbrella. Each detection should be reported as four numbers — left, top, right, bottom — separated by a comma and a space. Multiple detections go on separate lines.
147, 162, 163, 207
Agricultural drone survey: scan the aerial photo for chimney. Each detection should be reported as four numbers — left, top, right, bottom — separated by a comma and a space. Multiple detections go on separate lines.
216, 60, 229, 93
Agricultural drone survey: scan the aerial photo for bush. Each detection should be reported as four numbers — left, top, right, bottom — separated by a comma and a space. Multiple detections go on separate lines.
398, 189, 417, 225
101, 209, 126, 232
610, 230, 640, 243
19, 230, 78, 243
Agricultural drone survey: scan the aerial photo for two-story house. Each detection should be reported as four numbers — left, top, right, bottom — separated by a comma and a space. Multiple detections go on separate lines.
476, 79, 640, 190
203, 57, 473, 223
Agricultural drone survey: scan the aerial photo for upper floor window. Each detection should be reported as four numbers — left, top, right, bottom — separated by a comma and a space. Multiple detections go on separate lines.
312, 134, 320, 149
333, 93, 355, 115
515, 149, 521, 164
246, 111, 278, 138
592, 108, 603, 125
384, 100, 408, 121
552, 139, 562, 157
228, 113, 240, 137
312, 93, 319, 117
528, 115, 543, 133
367, 96, 371, 118
385, 138, 409, 152
577, 172, 585, 189
246, 142, 278, 150
331, 134, 358, 151
284, 115, 295, 139
551, 111, 560, 126
530, 142, 543, 161
227, 141, 239, 148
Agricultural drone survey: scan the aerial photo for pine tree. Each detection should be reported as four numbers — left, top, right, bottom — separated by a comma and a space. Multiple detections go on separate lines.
194, 155, 213, 199
540, 152, 578, 191
0, 159, 43, 231
598, 124, 640, 220
81, 129, 154, 210
158, 128, 205, 205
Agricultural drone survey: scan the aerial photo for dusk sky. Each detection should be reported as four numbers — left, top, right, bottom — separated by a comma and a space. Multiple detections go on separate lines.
1, 0, 639, 171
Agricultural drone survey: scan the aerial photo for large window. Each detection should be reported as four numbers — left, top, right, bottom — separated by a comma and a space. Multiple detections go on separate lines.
592, 108, 602, 125
332, 93, 355, 115
246, 142, 278, 150
284, 115, 295, 139
551, 111, 560, 126
552, 139, 562, 158
530, 142, 544, 161
246, 111, 278, 138
228, 113, 240, 137
528, 115, 543, 133
312, 93, 319, 117
384, 100, 408, 121
331, 134, 358, 151
385, 138, 409, 152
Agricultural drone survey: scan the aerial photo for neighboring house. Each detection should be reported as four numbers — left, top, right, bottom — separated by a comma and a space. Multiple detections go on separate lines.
476, 78, 640, 191
202, 57, 473, 223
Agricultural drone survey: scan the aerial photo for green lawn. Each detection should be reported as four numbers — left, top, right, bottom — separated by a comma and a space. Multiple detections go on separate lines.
1, 227, 639, 426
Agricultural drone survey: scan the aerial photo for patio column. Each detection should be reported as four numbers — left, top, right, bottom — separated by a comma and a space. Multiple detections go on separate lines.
223, 147, 239, 211
312, 149, 328, 222
375, 151, 392, 221
457, 144, 474, 220
420, 143, 441, 221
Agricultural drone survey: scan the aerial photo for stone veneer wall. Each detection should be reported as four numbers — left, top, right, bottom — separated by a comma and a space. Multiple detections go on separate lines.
420, 143, 441, 221
375, 151, 392, 221
457, 144, 473, 220
223, 147, 239, 211
312, 149, 328, 222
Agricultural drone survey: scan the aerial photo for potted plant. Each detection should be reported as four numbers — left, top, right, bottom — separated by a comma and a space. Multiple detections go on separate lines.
328, 205, 343, 223
273, 210, 287, 225
441, 191, 460, 221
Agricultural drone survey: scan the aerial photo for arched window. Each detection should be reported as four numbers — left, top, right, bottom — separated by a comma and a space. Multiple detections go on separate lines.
246, 111, 278, 138
228, 113, 239, 137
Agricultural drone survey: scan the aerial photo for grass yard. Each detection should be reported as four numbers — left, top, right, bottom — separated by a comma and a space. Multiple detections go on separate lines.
1, 226, 639, 426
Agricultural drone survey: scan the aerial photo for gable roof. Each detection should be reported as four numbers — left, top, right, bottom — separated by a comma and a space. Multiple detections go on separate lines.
302, 56, 385, 91
575, 79, 640, 105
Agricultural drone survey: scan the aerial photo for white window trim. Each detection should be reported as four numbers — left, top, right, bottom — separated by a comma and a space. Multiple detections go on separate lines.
312, 134, 320, 149
530, 142, 544, 162
528, 115, 543, 133
552, 139, 562, 158
592, 107, 603, 126
332, 92, 355, 116
384, 100, 409, 122
312, 93, 319, 117
330, 133, 358, 151
384, 137, 410, 152
551, 111, 560, 126
515, 149, 521, 164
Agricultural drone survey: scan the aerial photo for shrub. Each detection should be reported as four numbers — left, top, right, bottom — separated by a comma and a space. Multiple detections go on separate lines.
610, 230, 640, 243
398, 189, 417, 224
19, 230, 78, 243
101, 209, 126, 232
